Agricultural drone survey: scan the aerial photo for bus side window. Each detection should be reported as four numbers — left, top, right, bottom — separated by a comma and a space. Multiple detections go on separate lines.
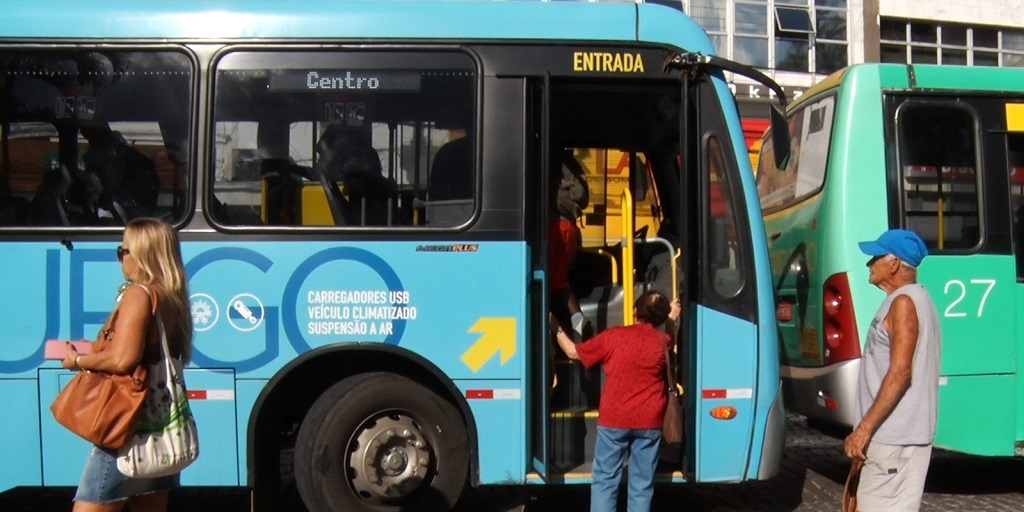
897, 103, 981, 251
0, 49, 192, 228
210, 50, 477, 230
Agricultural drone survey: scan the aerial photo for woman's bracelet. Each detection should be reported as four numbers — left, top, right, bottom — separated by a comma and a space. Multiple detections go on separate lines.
75, 355, 82, 370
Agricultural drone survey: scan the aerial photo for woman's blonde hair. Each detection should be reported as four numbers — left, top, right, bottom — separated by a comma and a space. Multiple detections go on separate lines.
123, 218, 193, 363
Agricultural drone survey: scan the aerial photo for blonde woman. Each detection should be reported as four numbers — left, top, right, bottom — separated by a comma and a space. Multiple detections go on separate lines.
62, 218, 193, 512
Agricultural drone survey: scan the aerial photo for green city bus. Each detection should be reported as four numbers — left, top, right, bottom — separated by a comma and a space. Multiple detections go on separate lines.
757, 63, 1024, 456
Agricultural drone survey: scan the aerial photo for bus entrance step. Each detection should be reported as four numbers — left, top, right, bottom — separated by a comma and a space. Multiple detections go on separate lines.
550, 408, 599, 470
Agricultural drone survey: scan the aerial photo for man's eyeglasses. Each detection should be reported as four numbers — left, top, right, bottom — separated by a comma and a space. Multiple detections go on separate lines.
116, 246, 131, 262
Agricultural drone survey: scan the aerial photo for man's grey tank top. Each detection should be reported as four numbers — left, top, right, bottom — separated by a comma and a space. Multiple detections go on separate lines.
856, 283, 942, 445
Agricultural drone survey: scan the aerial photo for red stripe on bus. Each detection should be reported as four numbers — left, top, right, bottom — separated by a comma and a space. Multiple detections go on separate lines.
466, 389, 493, 399
188, 390, 207, 400
702, 389, 726, 399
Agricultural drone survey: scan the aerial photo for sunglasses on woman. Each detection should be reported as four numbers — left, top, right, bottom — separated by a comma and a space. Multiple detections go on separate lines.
116, 245, 131, 262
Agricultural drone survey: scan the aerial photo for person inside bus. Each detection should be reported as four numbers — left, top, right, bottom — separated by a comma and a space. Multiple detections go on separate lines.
81, 124, 160, 224
549, 149, 590, 342
61, 217, 194, 512
551, 290, 682, 512
427, 125, 472, 202
315, 125, 395, 226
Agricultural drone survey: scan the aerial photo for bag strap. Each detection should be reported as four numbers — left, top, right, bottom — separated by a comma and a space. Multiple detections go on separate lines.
132, 283, 171, 361
663, 343, 678, 394
97, 282, 145, 346
130, 282, 160, 315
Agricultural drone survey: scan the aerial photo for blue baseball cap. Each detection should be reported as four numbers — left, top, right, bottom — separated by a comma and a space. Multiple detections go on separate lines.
858, 229, 928, 267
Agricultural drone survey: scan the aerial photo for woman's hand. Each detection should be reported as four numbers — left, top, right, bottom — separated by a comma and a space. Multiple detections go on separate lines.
669, 298, 683, 322
61, 342, 80, 371
553, 327, 581, 361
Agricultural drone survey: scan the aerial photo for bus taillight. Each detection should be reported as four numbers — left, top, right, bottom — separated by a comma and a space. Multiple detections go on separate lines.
822, 272, 861, 365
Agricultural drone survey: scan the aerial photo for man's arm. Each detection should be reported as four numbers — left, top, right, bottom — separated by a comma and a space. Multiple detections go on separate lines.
844, 294, 919, 460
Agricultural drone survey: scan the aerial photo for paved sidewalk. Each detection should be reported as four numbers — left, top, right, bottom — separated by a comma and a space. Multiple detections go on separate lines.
5, 414, 1024, 511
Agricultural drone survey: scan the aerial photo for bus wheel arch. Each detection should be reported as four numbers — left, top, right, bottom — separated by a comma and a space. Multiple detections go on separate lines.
247, 345, 478, 511
295, 372, 469, 512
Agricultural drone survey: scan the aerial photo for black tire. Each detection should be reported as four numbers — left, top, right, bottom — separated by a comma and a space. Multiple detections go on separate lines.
294, 372, 469, 512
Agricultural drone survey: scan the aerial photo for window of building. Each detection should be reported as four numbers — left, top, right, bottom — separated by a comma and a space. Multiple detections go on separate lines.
814, 0, 848, 74
775, 6, 814, 34
880, 18, 1024, 68
210, 50, 477, 229
686, 0, 848, 75
734, 1, 771, 68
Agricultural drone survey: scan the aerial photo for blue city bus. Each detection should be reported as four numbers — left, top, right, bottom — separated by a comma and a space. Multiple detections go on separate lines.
0, 1, 790, 510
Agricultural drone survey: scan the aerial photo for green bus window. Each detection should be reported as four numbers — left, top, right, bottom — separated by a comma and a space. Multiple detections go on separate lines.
897, 103, 980, 250
0, 50, 193, 227
708, 136, 744, 298
210, 50, 476, 229
756, 95, 833, 213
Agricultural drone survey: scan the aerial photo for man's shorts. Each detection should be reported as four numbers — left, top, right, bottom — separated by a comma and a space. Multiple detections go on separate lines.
856, 442, 932, 512
549, 219, 579, 293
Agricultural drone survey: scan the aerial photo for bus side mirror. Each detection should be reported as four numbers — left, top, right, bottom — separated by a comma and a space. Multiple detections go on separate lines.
769, 104, 791, 170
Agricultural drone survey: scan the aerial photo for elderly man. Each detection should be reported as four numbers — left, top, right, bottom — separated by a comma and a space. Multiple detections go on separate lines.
844, 228, 941, 512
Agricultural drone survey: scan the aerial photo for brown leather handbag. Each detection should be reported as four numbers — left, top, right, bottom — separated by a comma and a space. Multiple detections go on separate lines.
50, 306, 149, 450
662, 345, 683, 444
660, 343, 684, 463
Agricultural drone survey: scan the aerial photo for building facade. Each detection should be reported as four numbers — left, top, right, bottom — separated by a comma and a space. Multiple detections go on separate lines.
671, 0, 1024, 149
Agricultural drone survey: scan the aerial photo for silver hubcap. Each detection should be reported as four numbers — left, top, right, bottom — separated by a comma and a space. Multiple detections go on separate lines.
349, 413, 432, 503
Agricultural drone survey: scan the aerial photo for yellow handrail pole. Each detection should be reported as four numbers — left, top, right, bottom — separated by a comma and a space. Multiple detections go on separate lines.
596, 249, 619, 285
622, 189, 634, 325
671, 248, 682, 300
937, 167, 945, 250
938, 197, 945, 250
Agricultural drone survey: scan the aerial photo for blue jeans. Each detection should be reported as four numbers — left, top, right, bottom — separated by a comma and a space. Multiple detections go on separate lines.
591, 427, 662, 512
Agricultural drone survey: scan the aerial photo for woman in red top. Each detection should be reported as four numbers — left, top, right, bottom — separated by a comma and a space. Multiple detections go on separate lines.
553, 290, 681, 512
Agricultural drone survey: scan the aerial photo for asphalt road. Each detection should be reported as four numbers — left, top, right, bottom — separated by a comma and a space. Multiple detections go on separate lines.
4, 414, 1024, 511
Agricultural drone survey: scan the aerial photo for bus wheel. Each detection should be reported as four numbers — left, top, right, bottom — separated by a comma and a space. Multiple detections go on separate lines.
294, 372, 469, 512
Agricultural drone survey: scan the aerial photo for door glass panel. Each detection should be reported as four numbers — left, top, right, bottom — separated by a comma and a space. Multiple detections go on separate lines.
708, 137, 744, 297
897, 103, 980, 250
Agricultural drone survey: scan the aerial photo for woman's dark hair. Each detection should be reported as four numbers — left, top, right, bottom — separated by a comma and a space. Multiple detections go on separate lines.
634, 290, 670, 326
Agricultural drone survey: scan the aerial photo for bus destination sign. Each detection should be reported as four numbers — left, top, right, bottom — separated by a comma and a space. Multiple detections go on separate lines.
269, 70, 422, 92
